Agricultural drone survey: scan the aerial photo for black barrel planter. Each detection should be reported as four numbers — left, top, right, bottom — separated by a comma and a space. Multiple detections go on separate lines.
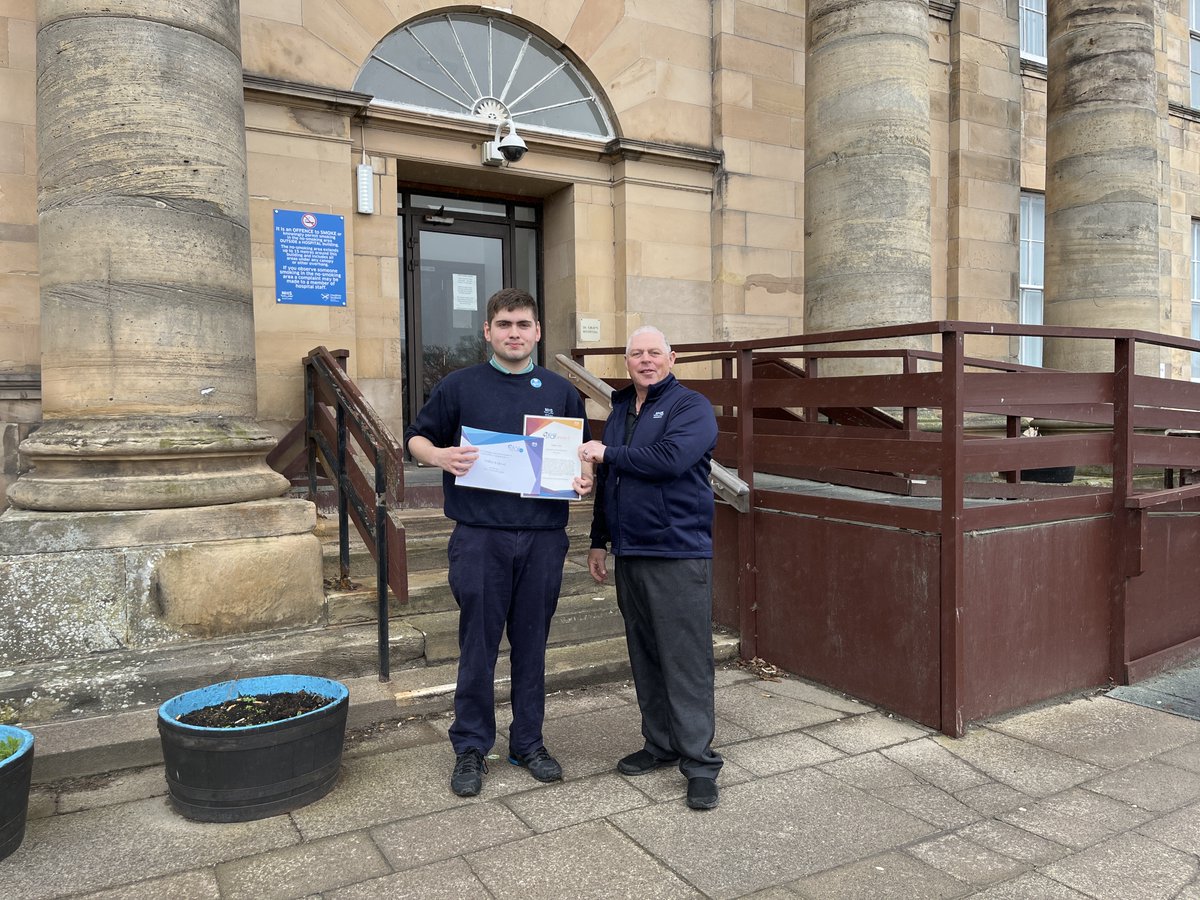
0, 724, 34, 862
158, 675, 349, 823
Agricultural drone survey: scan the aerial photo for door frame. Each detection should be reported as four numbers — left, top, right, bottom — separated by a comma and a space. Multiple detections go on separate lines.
399, 188, 544, 427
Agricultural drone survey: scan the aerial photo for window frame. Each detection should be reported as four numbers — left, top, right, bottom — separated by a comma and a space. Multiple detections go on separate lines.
1019, 192, 1046, 368
1019, 0, 1047, 64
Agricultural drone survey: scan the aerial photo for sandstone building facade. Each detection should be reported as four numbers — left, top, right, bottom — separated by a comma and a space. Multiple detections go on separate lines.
0, 0, 1198, 663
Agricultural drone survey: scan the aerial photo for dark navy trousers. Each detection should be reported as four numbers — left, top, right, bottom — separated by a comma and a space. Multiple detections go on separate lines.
446, 523, 569, 756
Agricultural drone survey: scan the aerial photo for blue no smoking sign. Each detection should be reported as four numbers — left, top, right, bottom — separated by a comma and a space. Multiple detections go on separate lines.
273, 209, 347, 307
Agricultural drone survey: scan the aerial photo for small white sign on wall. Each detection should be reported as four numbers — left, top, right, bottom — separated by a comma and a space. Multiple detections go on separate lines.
579, 318, 601, 342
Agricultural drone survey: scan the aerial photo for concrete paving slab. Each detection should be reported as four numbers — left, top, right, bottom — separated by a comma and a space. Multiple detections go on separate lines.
55, 764, 166, 814
287, 743, 474, 840
214, 831, 391, 900
990, 696, 1200, 769
719, 730, 845, 776
805, 711, 930, 755
713, 713, 757, 745
905, 832, 1028, 886
882, 737, 994, 792
952, 782, 1032, 817
1137, 798, 1200, 856
26, 787, 56, 820
875, 783, 983, 830
542, 682, 632, 720
368, 803, 533, 871
341, 718, 444, 760
467, 820, 701, 899
967, 873, 1091, 899
789, 851, 967, 899
1175, 884, 1200, 900
2, 796, 299, 900
933, 728, 1104, 796
999, 786, 1154, 848
1080, 758, 1200, 812
713, 681, 845, 735
538, 704, 650, 779
501, 771, 650, 832
1155, 740, 1200, 774
325, 857, 491, 900
73, 871, 222, 900
747, 675, 874, 716
819, 751, 920, 790
713, 666, 758, 689
1040, 832, 1198, 900
610, 768, 935, 899
957, 818, 1071, 866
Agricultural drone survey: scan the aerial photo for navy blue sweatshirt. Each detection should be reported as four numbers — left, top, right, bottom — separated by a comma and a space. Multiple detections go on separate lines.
404, 362, 587, 529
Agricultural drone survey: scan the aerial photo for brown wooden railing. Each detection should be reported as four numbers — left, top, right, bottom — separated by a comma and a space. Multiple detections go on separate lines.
271, 347, 409, 682
572, 322, 1200, 734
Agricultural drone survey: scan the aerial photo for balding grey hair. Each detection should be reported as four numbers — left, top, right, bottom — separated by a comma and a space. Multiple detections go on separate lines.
625, 326, 672, 355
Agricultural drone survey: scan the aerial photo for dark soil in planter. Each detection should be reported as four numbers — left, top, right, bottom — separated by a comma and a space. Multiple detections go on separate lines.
176, 690, 334, 728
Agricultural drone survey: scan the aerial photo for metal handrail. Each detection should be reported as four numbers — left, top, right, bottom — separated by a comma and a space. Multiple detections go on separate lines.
554, 353, 751, 513
304, 346, 408, 682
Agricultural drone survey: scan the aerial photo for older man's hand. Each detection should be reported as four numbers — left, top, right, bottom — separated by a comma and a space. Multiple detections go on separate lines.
579, 440, 607, 465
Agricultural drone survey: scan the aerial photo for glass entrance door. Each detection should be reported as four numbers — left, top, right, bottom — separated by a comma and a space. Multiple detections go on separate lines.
401, 192, 541, 425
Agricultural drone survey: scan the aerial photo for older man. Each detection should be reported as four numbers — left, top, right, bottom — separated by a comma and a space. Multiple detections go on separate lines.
580, 325, 723, 810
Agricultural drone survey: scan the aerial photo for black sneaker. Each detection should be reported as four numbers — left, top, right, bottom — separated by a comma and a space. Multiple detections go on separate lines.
686, 777, 719, 810
451, 748, 487, 797
617, 749, 679, 776
508, 746, 563, 782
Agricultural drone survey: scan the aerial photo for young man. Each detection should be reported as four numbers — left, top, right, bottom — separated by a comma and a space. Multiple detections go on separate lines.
405, 288, 591, 797
580, 325, 723, 810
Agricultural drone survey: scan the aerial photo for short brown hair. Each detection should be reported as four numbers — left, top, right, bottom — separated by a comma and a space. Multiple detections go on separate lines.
486, 287, 538, 324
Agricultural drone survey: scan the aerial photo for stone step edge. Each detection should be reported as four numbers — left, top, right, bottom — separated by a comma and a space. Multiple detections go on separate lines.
24, 632, 740, 784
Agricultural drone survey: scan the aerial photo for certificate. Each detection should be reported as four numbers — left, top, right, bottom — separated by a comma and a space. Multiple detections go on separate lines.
455, 426, 538, 494
523, 415, 584, 500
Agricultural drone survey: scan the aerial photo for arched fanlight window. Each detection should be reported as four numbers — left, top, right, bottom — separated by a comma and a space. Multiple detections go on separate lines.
354, 13, 613, 139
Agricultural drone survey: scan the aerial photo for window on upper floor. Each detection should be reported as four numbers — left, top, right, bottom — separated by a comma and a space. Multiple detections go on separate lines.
353, 12, 614, 140
1020, 0, 1047, 64
1019, 193, 1045, 367
1191, 1, 1200, 107
1192, 220, 1200, 379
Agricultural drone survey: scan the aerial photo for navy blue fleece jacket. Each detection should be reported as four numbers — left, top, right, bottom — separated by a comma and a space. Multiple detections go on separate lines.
589, 374, 717, 558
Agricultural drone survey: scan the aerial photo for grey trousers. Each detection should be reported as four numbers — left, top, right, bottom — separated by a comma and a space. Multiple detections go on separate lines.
614, 556, 723, 780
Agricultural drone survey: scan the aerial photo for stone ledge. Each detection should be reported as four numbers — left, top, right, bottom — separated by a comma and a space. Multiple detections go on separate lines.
0, 497, 316, 554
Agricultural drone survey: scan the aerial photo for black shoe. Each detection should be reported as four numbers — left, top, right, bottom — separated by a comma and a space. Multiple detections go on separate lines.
617, 749, 679, 776
508, 746, 563, 783
451, 748, 487, 797
686, 777, 719, 810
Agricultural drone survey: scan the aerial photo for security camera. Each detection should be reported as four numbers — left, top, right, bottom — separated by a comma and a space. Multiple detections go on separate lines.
482, 118, 527, 167
496, 128, 527, 163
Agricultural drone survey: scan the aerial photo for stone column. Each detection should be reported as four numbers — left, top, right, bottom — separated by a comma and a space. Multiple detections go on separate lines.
10, 0, 285, 510
0, 0, 321, 668
804, 0, 932, 374
1043, 1, 1160, 374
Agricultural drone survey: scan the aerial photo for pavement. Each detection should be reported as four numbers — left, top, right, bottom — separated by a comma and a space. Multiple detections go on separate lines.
6, 664, 1200, 900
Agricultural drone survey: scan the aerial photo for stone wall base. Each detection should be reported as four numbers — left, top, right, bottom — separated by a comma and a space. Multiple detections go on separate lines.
0, 499, 323, 666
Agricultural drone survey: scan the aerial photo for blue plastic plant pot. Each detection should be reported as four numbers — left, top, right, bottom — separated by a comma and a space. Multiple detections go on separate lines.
157, 675, 349, 823
0, 724, 35, 862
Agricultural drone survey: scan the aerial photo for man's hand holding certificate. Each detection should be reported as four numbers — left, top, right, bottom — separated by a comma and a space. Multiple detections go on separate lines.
455, 417, 587, 499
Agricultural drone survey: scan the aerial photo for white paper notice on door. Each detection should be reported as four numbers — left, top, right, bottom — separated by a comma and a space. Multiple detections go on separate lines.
452, 274, 478, 311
